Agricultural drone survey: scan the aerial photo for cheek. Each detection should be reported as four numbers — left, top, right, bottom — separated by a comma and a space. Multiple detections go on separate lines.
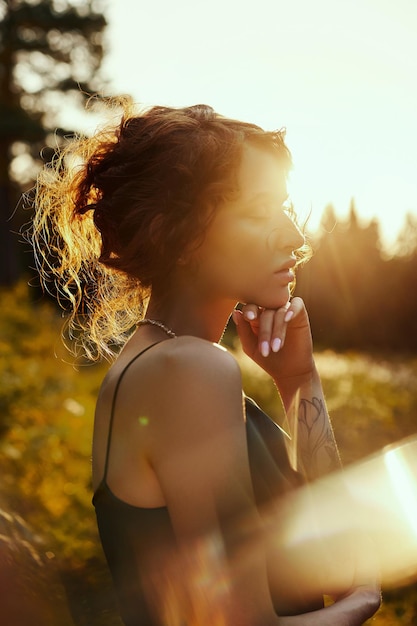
193, 221, 271, 286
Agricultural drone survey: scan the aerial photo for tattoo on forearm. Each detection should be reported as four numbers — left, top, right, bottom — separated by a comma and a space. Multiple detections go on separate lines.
298, 397, 340, 479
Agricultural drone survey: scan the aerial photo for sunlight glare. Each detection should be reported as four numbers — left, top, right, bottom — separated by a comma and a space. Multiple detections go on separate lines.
143, 437, 417, 622
384, 444, 417, 537
265, 436, 417, 593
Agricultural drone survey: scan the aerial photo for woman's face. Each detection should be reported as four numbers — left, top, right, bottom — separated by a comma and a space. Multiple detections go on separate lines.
189, 143, 305, 310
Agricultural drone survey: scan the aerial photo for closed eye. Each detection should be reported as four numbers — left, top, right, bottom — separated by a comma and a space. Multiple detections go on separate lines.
241, 194, 295, 221
283, 198, 296, 218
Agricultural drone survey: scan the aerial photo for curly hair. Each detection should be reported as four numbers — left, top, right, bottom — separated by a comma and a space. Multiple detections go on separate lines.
29, 97, 305, 361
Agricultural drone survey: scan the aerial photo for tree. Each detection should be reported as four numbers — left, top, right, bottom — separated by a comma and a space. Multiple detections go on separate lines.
295, 200, 386, 350
394, 212, 417, 259
388, 213, 417, 351
0, 0, 107, 284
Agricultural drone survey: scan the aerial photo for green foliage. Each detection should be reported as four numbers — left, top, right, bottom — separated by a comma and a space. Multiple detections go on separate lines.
314, 350, 417, 464
0, 282, 108, 562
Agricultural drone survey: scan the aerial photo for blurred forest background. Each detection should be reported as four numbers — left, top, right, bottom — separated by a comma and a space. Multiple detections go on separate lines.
1, 0, 417, 624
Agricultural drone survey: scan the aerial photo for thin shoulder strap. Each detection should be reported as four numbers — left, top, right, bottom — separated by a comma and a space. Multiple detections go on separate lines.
102, 341, 163, 482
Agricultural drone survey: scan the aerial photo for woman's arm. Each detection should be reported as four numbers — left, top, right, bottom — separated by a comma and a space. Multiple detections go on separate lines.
279, 585, 381, 626
277, 364, 341, 480
233, 299, 381, 622
233, 298, 341, 481
143, 336, 282, 626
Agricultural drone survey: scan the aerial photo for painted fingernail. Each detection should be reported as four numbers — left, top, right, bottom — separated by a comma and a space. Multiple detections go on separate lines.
246, 310, 256, 320
271, 337, 281, 353
261, 341, 270, 358
284, 310, 294, 322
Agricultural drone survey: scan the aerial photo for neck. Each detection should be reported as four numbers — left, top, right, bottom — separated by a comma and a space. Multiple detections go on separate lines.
145, 294, 236, 344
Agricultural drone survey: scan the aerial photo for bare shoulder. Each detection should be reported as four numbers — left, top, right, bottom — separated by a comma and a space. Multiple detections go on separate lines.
136, 337, 244, 430
143, 336, 241, 386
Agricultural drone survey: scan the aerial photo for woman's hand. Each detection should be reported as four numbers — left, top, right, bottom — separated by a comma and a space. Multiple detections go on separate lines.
234, 297, 342, 478
232, 297, 314, 383
325, 583, 381, 626
278, 583, 381, 626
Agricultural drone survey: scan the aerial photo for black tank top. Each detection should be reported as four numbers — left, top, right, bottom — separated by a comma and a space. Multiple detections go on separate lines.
93, 343, 323, 625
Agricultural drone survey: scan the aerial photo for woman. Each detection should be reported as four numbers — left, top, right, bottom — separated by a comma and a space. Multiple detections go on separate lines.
31, 101, 380, 625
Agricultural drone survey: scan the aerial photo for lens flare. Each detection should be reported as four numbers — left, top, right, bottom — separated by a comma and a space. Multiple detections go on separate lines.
144, 436, 417, 622
266, 435, 417, 595
384, 444, 417, 537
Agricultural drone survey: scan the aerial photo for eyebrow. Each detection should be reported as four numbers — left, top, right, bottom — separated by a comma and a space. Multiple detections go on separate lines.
244, 190, 289, 207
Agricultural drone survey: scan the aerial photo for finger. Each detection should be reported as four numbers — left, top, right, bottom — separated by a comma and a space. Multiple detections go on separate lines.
257, 309, 275, 357
284, 296, 305, 321
270, 305, 291, 352
240, 303, 262, 323
232, 309, 258, 356
240, 304, 264, 338
273, 297, 306, 349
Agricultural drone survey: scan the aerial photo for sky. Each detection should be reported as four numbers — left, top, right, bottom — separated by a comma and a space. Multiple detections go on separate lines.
95, 0, 417, 251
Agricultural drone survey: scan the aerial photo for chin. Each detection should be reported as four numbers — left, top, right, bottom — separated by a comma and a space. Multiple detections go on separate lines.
265, 301, 290, 310
261, 290, 291, 309
240, 286, 291, 310
246, 296, 290, 310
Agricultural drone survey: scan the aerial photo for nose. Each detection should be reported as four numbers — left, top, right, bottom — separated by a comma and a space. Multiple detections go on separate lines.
281, 212, 305, 252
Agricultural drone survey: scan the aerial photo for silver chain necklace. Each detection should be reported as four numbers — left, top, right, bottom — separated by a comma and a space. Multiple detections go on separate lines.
138, 318, 177, 338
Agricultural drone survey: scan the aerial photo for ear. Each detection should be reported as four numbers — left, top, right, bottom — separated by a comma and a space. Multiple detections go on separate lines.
177, 239, 201, 267
177, 246, 195, 267
150, 214, 190, 267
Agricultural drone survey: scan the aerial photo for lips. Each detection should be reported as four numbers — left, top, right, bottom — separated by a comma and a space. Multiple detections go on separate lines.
275, 269, 295, 283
